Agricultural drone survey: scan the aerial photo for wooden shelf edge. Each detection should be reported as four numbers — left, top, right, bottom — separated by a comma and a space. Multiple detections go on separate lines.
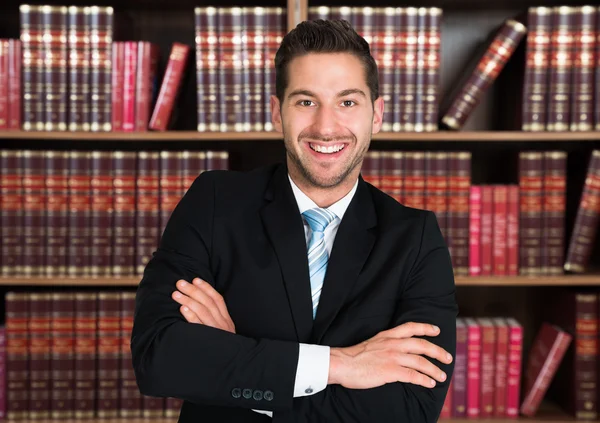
0, 275, 598, 286
0, 130, 599, 142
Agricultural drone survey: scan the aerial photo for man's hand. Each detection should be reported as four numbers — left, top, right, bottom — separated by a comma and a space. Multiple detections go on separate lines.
171, 278, 236, 334
328, 322, 452, 389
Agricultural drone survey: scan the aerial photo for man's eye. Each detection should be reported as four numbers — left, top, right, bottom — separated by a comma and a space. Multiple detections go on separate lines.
342, 100, 356, 107
298, 100, 314, 107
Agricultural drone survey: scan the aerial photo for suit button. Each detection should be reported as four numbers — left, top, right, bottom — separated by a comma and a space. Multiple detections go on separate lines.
231, 388, 241, 398
264, 390, 274, 401
253, 390, 263, 401
305, 387, 313, 394
243, 388, 253, 399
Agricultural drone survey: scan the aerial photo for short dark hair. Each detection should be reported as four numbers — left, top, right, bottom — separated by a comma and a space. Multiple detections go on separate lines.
274, 19, 379, 104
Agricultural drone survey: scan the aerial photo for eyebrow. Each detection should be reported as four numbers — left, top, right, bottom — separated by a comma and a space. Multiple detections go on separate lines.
287, 88, 368, 100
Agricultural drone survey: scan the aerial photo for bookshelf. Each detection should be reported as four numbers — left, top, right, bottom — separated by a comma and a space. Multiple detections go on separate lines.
0, 0, 599, 421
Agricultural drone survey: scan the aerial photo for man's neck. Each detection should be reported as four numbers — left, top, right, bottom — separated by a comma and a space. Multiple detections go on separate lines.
288, 169, 359, 209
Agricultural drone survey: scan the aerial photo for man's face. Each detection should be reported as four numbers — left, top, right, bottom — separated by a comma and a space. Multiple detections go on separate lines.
271, 52, 384, 189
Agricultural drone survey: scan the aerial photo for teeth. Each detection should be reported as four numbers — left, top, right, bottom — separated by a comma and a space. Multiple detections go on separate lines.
310, 143, 345, 154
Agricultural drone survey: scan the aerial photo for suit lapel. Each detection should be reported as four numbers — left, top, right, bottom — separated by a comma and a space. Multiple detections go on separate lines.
312, 177, 377, 344
260, 165, 314, 343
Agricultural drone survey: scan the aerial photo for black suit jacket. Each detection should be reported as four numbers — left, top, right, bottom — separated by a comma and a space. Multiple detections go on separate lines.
131, 163, 458, 423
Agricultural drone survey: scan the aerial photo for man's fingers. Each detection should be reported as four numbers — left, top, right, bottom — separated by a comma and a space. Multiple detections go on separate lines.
172, 289, 219, 327
180, 305, 202, 324
192, 278, 234, 321
396, 367, 437, 389
391, 322, 441, 339
397, 354, 446, 383
396, 338, 453, 364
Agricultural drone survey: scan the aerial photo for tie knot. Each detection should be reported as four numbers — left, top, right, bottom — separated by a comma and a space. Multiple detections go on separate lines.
302, 208, 337, 233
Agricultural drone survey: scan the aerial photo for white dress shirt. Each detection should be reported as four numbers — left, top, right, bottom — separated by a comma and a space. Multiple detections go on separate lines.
253, 175, 359, 417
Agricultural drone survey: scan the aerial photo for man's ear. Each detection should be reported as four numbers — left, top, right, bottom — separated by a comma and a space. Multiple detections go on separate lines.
271, 95, 283, 133
371, 96, 384, 135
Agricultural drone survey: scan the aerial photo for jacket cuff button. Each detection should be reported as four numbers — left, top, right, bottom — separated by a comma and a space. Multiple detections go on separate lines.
231, 388, 241, 398
264, 390, 274, 401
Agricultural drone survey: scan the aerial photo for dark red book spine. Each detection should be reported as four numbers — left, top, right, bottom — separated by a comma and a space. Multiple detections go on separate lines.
98, 292, 121, 418
519, 152, 544, 275
0, 40, 8, 129
111, 42, 125, 132
149, 42, 190, 131
448, 152, 471, 276
426, 152, 448, 239
88, 6, 113, 132
263, 8, 285, 131
399, 8, 418, 131
6, 292, 29, 420
423, 8, 442, 132
403, 151, 426, 209
45, 151, 69, 277
477, 318, 496, 417
42, 6, 68, 131
194, 7, 220, 132
50, 292, 75, 419
570, 7, 596, 131
413, 8, 427, 132
379, 151, 394, 198
522, 7, 552, 131
136, 151, 160, 275
375, 8, 395, 133
564, 150, 600, 272
596, 6, 600, 130
1, 150, 23, 276
74, 293, 97, 418
181, 150, 207, 196
135, 42, 160, 132
547, 6, 575, 131
68, 151, 92, 277
506, 319, 523, 418
90, 152, 113, 277
120, 291, 142, 417
8, 39, 22, 130
469, 186, 482, 276
361, 151, 381, 189
465, 318, 481, 418
160, 151, 181, 236
113, 152, 137, 277
20, 5, 44, 131
28, 293, 51, 419
543, 151, 566, 275
68, 6, 90, 131
245, 9, 265, 131
453, 318, 467, 417
493, 318, 509, 417
441, 20, 527, 130
22, 150, 46, 277
122, 41, 137, 132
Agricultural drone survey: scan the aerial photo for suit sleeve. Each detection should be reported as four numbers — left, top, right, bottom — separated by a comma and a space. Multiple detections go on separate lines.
276, 210, 458, 423
131, 172, 299, 412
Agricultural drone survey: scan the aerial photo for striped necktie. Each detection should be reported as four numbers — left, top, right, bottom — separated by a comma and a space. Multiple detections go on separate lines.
302, 208, 337, 320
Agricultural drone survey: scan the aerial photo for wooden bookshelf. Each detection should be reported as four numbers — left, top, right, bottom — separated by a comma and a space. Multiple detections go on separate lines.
1, 130, 600, 142
0, 275, 598, 287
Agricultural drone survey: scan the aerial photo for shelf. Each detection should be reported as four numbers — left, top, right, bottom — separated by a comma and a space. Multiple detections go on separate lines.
0, 275, 598, 287
0, 130, 599, 142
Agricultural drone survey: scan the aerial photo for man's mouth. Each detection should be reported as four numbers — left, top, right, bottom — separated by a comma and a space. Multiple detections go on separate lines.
309, 143, 346, 154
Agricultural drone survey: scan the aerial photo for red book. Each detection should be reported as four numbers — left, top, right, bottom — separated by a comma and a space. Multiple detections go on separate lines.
570, 7, 596, 131
50, 293, 75, 419
120, 291, 142, 417
521, 322, 572, 417
465, 318, 481, 418
519, 152, 544, 276
160, 151, 182, 235
492, 185, 508, 276
477, 318, 496, 418
136, 151, 161, 275
97, 292, 121, 418
0, 40, 8, 129
135, 42, 160, 131
361, 151, 381, 189
7, 39, 22, 130
111, 42, 125, 132
506, 318, 523, 418
493, 318, 509, 417
469, 186, 482, 276
122, 41, 138, 132
0, 325, 6, 419
149, 42, 190, 131
22, 150, 46, 277
6, 292, 29, 420
453, 318, 468, 418
506, 186, 519, 276
74, 293, 97, 419
112, 152, 137, 277
28, 293, 51, 419
440, 379, 453, 419
480, 186, 493, 276
1, 150, 23, 276
543, 151, 566, 275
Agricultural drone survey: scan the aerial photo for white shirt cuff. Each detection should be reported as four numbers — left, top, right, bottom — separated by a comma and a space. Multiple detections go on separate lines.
294, 343, 331, 397
252, 409, 273, 417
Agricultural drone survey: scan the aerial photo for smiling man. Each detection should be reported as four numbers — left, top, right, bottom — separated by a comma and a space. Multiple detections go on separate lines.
131, 19, 457, 422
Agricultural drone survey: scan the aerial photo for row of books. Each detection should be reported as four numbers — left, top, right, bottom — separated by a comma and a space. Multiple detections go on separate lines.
442, 6, 600, 131
2, 290, 182, 420
0, 149, 229, 278
362, 150, 572, 276
522, 6, 600, 132
307, 6, 442, 132
441, 290, 600, 420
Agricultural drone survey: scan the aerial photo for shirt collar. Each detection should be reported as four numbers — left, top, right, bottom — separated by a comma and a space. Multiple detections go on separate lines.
288, 174, 358, 221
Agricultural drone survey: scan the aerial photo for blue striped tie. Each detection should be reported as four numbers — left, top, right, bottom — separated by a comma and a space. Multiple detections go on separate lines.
302, 208, 337, 320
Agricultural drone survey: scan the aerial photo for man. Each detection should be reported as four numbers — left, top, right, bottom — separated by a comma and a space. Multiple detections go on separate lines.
131, 19, 457, 422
